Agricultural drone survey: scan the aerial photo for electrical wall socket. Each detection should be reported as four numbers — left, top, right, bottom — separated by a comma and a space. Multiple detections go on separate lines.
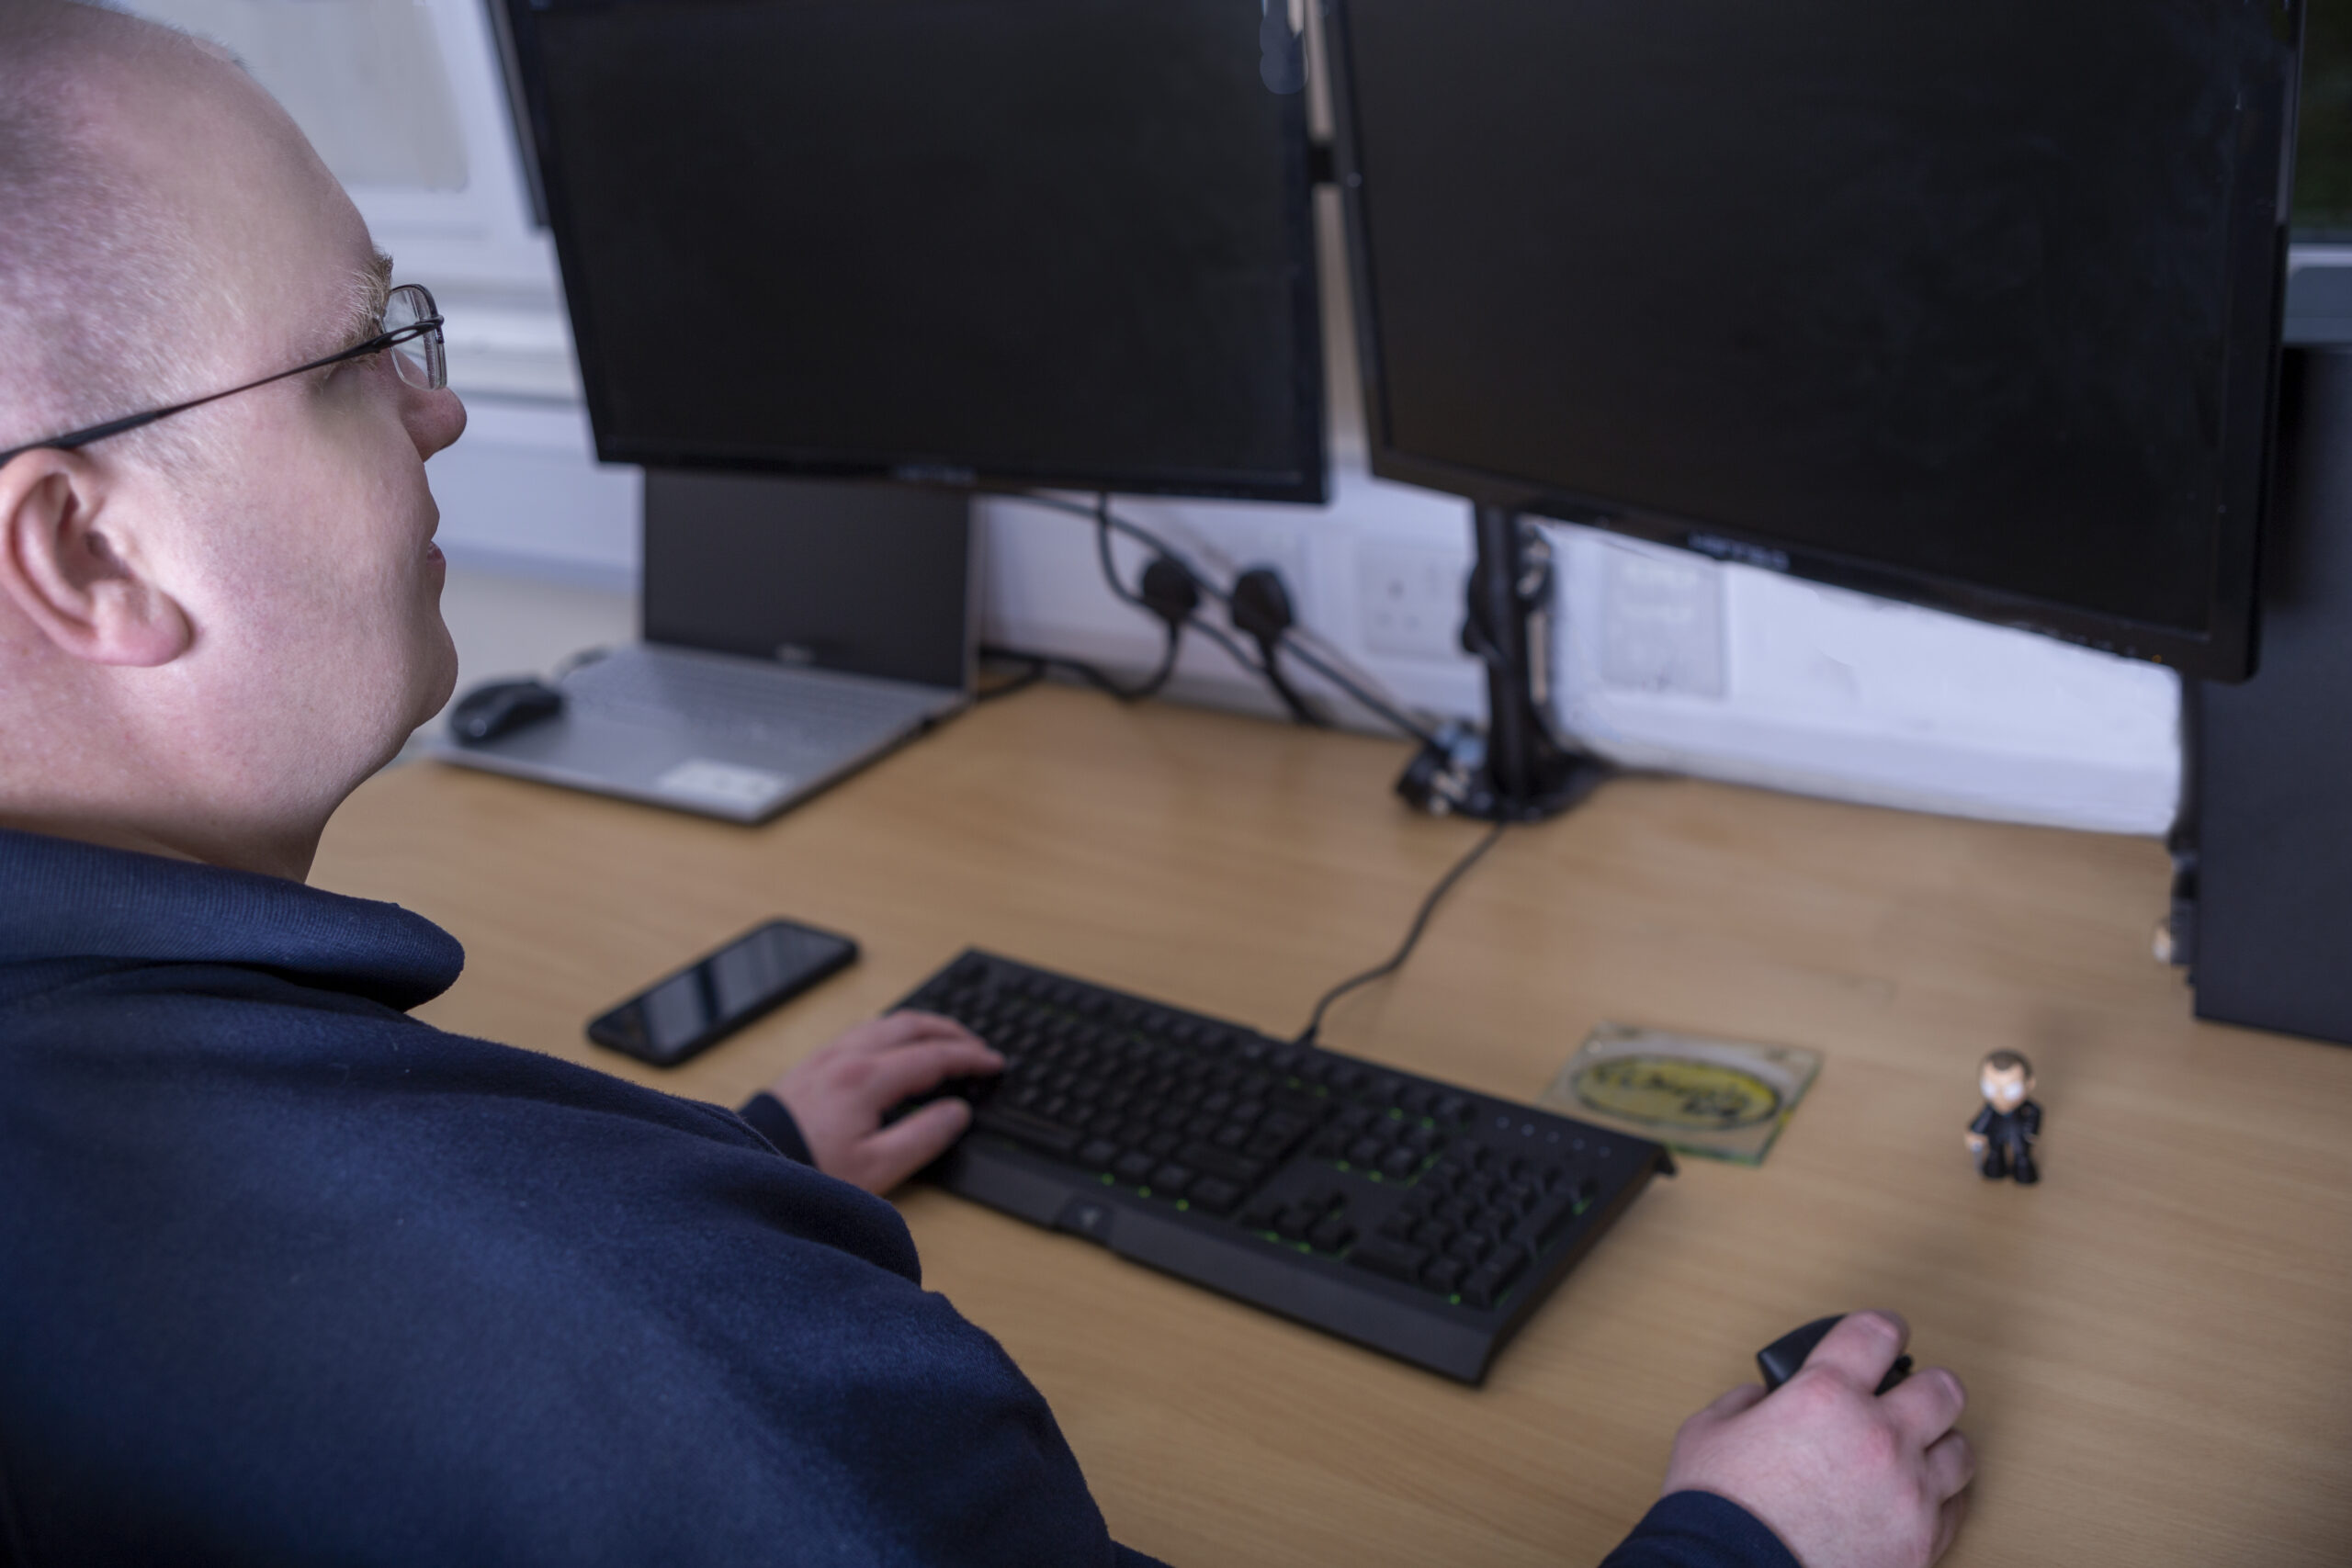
1357, 540, 1466, 661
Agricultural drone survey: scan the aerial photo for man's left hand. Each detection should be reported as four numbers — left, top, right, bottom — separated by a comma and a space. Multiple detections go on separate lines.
766, 1011, 1002, 1193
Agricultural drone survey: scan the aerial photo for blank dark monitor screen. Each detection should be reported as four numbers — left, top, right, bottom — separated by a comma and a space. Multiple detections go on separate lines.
507, 0, 1325, 502
1330, 1, 2299, 676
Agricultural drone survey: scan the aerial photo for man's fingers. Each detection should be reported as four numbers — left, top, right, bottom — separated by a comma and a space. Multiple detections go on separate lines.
862, 1038, 1005, 1106
854, 1096, 972, 1192
1884, 1365, 1967, 1448
1922, 1427, 1976, 1503
1930, 1486, 1972, 1562
848, 1010, 979, 1054
1804, 1309, 1912, 1391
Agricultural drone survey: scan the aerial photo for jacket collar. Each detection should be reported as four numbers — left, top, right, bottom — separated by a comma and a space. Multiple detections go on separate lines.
0, 827, 463, 1010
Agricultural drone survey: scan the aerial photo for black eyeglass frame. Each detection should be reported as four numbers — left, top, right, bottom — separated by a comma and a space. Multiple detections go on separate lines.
0, 283, 447, 468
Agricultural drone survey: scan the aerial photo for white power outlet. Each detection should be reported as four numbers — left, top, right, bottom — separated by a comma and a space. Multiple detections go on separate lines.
1357, 541, 1465, 661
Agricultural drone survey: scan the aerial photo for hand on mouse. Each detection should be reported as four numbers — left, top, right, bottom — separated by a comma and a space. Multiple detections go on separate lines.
765, 1011, 1002, 1194
1659, 1310, 1973, 1568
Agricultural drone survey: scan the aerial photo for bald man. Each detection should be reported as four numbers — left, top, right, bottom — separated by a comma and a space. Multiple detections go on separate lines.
0, 6, 1972, 1565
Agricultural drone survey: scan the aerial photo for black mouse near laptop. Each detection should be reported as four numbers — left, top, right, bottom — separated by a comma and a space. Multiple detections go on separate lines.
449, 678, 565, 745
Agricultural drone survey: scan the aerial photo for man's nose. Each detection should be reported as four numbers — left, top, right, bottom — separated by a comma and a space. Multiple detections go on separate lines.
408, 383, 467, 460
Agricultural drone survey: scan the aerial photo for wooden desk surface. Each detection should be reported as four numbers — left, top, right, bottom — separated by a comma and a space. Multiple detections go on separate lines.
315, 686, 2352, 1566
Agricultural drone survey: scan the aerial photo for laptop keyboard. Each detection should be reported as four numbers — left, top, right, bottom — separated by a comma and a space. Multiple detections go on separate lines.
563, 647, 933, 751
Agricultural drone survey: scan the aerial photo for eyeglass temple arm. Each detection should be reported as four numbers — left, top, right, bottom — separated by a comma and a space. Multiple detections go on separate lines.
0, 317, 441, 468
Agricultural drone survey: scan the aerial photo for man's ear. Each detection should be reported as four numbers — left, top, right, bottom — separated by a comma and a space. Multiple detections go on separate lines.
0, 449, 193, 667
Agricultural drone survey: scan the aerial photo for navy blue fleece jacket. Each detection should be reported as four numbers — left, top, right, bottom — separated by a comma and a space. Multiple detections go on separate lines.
0, 829, 1792, 1568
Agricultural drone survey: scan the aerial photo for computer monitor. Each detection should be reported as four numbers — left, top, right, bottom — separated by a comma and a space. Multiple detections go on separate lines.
498, 0, 1326, 504
1326, 0, 2301, 682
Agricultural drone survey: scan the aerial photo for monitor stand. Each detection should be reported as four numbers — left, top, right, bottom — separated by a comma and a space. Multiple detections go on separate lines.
1395, 504, 1611, 821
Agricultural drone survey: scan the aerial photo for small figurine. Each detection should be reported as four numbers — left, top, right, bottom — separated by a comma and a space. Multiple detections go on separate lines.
1964, 1050, 2041, 1184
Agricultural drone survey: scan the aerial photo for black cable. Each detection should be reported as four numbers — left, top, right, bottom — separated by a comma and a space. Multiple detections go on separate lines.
978, 637, 1181, 705
974, 654, 1047, 703
1295, 820, 1508, 1046
997, 491, 1443, 748
1257, 639, 1324, 726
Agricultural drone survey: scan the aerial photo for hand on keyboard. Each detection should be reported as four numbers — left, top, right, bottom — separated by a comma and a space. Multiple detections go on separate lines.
766, 1012, 1003, 1194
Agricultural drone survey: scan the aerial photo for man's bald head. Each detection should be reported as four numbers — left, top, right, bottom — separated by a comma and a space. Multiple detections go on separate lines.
0, 2, 203, 456
0, 1, 380, 467
0, 0, 466, 880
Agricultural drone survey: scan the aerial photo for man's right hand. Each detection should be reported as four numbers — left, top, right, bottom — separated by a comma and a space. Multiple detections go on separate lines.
1658, 1311, 1973, 1568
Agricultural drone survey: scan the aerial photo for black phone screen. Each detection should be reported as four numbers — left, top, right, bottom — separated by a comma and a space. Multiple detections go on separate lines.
588, 919, 858, 1066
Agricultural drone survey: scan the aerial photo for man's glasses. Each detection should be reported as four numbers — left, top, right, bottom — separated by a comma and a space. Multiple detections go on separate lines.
0, 283, 447, 468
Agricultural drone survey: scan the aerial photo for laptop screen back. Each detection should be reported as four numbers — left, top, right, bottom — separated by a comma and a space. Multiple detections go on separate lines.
641, 471, 972, 692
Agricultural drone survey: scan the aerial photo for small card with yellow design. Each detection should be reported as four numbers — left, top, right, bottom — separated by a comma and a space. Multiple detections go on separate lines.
1537, 1022, 1821, 1165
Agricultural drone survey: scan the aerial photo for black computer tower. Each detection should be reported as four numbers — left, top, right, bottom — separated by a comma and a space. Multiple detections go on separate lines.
2188, 348, 2352, 1046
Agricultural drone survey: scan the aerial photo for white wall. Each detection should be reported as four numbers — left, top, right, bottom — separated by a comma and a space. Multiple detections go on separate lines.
169, 0, 2186, 838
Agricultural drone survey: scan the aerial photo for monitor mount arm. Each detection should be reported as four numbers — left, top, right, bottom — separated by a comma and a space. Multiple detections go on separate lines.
1396, 505, 1611, 822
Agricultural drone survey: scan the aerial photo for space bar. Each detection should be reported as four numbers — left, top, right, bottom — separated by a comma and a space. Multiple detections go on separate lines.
972, 1105, 1081, 1157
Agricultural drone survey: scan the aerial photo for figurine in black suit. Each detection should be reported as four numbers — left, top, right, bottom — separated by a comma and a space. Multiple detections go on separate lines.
1965, 1050, 2041, 1184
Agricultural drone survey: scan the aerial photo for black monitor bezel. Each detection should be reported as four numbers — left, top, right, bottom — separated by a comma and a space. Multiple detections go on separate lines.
501, 0, 1329, 506
1323, 0, 2296, 681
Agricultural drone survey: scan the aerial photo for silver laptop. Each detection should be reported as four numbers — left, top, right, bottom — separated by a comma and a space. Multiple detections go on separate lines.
435, 474, 975, 824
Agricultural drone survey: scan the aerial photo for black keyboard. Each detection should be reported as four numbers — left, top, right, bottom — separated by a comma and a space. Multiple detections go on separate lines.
899, 950, 1673, 1382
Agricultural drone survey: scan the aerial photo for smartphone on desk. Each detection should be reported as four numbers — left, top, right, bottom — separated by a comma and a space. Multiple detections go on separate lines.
588, 919, 858, 1067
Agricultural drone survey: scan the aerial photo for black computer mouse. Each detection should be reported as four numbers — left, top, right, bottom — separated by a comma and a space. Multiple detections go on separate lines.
449, 678, 564, 745
1758, 1314, 1914, 1396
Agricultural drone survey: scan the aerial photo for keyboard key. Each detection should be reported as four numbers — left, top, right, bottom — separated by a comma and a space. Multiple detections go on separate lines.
1308, 1214, 1357, 1253
1515, 1193, 1580, 1251
1411, 1219, 1450, 1250
1273, 1205, 1317, 1241
1270, 1088, 1327, 1119
1245, 1122, 1306, 1162
1347, 1236, 1430, 1284
1461, 1250, 1527, 1310
1077, 1138, 1121, 1168
1176, 1141, 1267, 1186
1190, 1179, 1242, 1215
1346, 1137, 1386, 1167
1423, 1256, 1467, 1293
1113, 1150, 1157, 1183
973, 1106, 1081, 1157
1151, 1164, 1193, 1197
1378, 1148, 1419, 1180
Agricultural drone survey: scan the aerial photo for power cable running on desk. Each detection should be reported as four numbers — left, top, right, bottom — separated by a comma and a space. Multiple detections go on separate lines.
1296, 820, 1508, 1046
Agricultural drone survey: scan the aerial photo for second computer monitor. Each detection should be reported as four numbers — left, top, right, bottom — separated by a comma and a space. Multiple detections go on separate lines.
503, 0, 1326, 504
1328, 0, 2299, 679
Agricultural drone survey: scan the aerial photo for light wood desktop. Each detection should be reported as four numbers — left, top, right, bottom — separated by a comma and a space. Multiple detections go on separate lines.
314, 685, 2352, 1566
